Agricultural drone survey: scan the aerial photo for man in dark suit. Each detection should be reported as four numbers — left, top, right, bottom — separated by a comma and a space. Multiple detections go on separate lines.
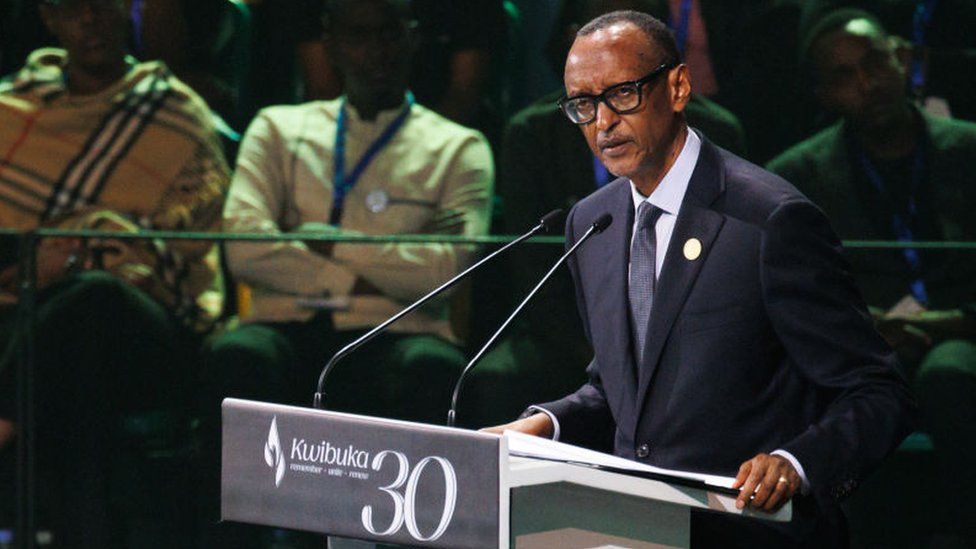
488, 9, 916, 546
468, 0, 748, 427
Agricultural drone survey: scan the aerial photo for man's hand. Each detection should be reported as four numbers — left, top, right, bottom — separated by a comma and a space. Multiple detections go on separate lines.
40, 237, 88, 288
876, 316, 933, 349
731, 453, 800, 512
0, 239, 82, 302
299, 222, 342, 257
480, 412, 554, 439
884, 308, 976, 341
352, 277, 381, 296
870, 305, 933, 353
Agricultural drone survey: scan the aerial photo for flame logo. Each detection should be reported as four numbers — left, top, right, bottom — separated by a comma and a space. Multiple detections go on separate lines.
264, 416, 285, 487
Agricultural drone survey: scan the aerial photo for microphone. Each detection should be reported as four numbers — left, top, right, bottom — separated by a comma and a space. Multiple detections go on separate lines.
313, 209, 564, 409
446, 212, 613, 427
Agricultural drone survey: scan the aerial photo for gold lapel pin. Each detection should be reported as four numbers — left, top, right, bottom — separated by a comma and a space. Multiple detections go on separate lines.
683, 238, 702, 261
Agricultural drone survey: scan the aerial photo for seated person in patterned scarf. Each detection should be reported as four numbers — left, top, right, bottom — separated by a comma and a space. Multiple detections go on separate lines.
0, 0, 229, 543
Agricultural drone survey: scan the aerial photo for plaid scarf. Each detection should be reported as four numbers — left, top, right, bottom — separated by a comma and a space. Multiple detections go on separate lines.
0, 49, 229, 329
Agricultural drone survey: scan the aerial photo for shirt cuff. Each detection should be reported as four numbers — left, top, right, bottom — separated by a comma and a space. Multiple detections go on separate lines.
525, 406, 560, 441
771, 449, 810, 495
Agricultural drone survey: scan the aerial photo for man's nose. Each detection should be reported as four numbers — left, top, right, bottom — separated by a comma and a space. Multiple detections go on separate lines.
594, 100, 620, 132
72, 3, 102, 25
854, 65, 880, 97
76, 7, 93, 21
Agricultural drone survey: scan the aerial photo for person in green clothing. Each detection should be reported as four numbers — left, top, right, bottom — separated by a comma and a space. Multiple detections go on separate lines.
767, 9, 976, 545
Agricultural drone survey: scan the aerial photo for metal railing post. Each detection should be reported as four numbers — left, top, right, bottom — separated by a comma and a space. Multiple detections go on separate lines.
14, 231, 38, 549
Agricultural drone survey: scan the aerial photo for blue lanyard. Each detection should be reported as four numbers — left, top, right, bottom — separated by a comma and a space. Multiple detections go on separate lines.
592, 154, 613, 188
911, 0, 938, 95
671, 0, 694, 56
851, 138, 930, 305
331, 92, 414, 225
130, 0, 145, 58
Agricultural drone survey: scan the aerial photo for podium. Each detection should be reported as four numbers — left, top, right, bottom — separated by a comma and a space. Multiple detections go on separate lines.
221, 399, 790, 548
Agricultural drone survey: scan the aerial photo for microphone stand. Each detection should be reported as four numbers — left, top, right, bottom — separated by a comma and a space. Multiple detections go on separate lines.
313, 210, 563, 409
446, 214, 612, 427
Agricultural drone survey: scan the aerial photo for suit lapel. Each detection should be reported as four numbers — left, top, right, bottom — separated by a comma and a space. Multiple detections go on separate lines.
634, 139, 727, 426
591, 179, 640, 433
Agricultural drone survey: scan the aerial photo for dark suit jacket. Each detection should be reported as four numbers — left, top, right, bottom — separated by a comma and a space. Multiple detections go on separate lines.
767, 111, 976, 313
539, 135, 916, 544
497, 92, 747, 362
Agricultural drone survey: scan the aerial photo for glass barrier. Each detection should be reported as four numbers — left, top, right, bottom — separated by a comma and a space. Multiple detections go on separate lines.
0, 229, 973, 547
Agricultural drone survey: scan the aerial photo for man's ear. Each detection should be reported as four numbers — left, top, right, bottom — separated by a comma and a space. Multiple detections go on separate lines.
670, 63, 691, 113
813, 82, 827, 108
403, 18, 420, 56
889, 35, 913, 75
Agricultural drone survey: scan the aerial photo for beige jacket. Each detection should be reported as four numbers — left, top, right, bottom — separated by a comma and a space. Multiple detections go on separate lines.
224, 97, 493, 343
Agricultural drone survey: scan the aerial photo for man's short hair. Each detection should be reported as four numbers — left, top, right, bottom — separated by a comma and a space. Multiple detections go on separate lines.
322, 0, 412, 32
799, 8, 886, 67
576, 10, 680, 64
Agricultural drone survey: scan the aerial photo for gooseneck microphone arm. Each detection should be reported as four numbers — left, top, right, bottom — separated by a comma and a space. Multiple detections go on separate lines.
446, 213, 613, 427
313, 209, 564, 409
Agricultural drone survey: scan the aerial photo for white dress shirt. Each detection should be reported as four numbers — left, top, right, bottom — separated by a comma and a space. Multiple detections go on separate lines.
628, 127, 701, 278
532, 128, 810, 494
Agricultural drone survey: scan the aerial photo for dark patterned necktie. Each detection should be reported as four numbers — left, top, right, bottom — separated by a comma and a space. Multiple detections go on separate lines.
629, 201, 662, 363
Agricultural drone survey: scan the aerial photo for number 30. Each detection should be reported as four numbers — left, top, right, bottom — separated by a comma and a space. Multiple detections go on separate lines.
361, 451, 458, 542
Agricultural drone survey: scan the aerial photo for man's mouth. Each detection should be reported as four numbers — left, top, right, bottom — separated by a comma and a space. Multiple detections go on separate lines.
599, 137, 632, 157
81, 36, 107, 51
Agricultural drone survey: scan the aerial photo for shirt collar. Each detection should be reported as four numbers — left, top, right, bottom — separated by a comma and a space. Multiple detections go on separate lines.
630, 127, 701, 215
343, 92, 414, 126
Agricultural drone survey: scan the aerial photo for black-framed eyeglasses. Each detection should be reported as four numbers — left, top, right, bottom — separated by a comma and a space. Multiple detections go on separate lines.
557, 62, 676, 125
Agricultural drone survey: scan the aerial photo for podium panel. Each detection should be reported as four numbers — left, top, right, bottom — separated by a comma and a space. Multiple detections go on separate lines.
221, 399, 506, 548
221, 399, 790, 548
512, 482, 689, 548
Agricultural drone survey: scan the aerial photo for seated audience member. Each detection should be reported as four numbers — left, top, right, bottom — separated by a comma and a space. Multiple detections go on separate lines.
207, 0, 493, 426
768, 10, 976, 544
0, 0, 229, 543
295, 0, 508, 137
199, 4, 490, 539
472, 0, 747, 424
799, 0, 976, 123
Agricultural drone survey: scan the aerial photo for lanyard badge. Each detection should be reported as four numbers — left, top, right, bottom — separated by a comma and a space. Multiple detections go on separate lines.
331, 92, 415, 225
851, 135, 930, 305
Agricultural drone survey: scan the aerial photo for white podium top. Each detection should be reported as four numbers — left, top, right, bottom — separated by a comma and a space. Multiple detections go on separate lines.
503, 432, 792, 523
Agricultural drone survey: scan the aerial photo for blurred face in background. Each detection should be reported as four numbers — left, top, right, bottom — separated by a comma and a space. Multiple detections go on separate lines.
327, 0, 415, 111
812, 18, 909, 131
40, 0, 128, 75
